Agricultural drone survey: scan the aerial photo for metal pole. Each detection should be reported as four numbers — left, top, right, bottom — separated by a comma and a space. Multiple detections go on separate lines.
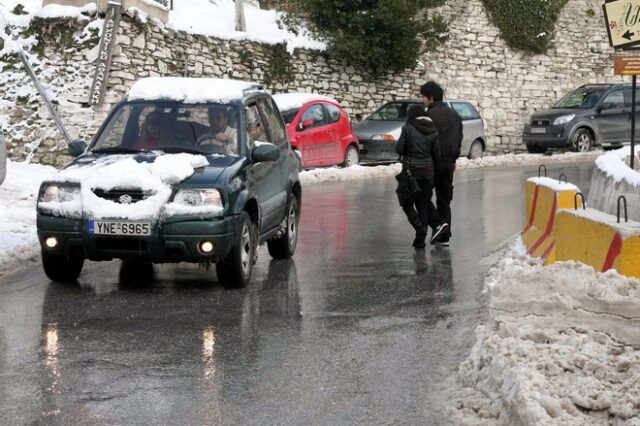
17, 49, 73, 145
632, 75, 637, 170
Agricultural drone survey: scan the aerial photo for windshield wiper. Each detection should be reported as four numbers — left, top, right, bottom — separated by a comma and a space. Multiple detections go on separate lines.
92, 147, 150, 154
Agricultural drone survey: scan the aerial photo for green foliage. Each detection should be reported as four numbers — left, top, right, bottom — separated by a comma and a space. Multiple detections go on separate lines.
12, 4, 28, 15
264, 43, 295, 86
279, 0, 448, 75
481, 0, 568, 54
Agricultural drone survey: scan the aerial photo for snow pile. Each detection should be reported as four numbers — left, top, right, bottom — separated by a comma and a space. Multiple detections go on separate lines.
595, 146, 640, 187
299, 150, 600, 186
446, 239, 640, 425
0, 160, 56, 277
40, 153, 211, 220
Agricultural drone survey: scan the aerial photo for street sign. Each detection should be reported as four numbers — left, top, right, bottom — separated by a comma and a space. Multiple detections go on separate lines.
614, 54, 640, 74
603, 0, 640, 48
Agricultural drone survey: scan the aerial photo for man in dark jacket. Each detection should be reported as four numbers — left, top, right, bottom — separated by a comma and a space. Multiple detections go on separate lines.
420, 81, 463, 246
396, 105, 449, 249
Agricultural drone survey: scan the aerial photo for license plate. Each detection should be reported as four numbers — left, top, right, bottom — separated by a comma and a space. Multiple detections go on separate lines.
530, 127, 546, 134
88, 220, 151, 236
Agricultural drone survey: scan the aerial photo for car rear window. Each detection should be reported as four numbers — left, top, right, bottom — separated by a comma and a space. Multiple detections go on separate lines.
281, 108, 299, 124
451, 102, 480, 120
553, 88, 605, 109
367, 102, 419, 121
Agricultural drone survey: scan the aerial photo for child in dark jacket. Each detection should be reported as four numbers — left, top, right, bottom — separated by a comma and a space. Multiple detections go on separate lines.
396, 105, 448, 249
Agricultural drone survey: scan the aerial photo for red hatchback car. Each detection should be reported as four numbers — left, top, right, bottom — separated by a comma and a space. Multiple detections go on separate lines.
273, 93, 360, 169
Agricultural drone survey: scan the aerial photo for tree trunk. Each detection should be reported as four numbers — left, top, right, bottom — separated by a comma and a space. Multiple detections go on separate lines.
235, 0, 246, 32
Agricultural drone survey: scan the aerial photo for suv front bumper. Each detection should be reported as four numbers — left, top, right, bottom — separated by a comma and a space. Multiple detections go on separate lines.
522, 124, 571, 148
37, 214, 240, 263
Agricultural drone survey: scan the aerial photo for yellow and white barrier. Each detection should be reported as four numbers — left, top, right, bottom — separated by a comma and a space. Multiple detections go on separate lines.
522, 177, 582, 264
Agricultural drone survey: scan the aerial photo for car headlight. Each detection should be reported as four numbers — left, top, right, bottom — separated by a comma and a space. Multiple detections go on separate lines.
39, 183, 81, 203
553, 114, 575, 125
371, 134, 396, 142
173, 189, 223, 208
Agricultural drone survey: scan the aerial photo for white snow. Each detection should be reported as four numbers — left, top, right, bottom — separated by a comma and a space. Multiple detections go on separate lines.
128, 77, 262, 103
594, 145, 640, 187
272, 92, 338, 112
527, 176, 579, 192
445, 238, 640, 425
39, 153, 211, 220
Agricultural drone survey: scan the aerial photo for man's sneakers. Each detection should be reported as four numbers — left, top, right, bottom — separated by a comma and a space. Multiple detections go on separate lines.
413, 231, 427, 249
430, 223, 449, 245
433, 236, 450, 247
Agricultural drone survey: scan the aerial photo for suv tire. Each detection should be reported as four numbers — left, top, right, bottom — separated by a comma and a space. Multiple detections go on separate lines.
571, 129, 593, 152
42, 250, 84, 282
216, 212, 255, 288
268, 195, 299, 259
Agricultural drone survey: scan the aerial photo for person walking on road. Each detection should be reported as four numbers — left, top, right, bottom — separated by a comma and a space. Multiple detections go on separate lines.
396, 105, 449, 249
421, 81, 463, 246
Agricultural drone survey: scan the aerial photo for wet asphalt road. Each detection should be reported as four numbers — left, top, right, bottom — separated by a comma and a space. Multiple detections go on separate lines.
0, 161, 594, 425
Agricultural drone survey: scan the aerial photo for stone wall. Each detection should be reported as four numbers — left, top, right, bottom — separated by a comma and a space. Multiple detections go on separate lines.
0, 0, 624, 166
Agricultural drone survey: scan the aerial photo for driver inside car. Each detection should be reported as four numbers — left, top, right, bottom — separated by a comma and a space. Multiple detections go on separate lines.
196, 106, 237, 155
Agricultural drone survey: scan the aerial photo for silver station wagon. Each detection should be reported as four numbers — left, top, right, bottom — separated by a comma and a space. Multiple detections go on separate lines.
353, 99, 486, 162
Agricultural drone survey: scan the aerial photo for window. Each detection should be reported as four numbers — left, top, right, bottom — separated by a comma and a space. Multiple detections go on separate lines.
451, 102, 480, 121
300, 104, 325, 128
553, 88, 606, 109
258, 98, 287, 146
367, 102, 419, 121
324, 103, 341, 124
600, 91, 625, 110
245, 103, 267, 149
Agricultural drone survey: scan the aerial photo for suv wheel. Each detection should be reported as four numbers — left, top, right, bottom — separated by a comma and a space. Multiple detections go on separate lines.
42, 250, 84, 282
267, 195, 300, 259
571, 129, 593, 152
216, 212, 255, 288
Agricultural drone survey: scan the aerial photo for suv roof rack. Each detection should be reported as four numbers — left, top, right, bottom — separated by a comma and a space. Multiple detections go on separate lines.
242, 84, 264, 96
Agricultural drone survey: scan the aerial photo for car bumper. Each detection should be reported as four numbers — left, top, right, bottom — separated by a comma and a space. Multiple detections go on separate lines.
522, 125, 570, 148
358, 139, 399, 162
37, 214, 239, 263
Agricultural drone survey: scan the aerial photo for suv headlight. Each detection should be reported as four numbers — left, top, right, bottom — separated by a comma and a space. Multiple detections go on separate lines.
173, 189, 223, 208
39, 183, 81, 203
371, 134, 396, 142
553, 114, 575, 125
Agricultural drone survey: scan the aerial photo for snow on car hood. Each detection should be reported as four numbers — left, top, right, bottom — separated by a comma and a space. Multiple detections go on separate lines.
39, 153, 209, 220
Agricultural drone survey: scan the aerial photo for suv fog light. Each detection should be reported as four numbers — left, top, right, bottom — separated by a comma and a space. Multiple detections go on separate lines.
198, 241, 214, 254
45, 237, 58, 248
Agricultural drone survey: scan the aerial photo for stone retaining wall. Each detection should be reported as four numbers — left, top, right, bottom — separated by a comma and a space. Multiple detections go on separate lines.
0, 0, 624, 166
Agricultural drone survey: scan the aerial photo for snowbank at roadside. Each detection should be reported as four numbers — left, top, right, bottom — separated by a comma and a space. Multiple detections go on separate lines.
445, 239, 640, 425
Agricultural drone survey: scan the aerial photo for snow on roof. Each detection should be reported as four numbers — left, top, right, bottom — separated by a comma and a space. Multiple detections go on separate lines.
272, 93, 338, 111
127, 77, 262, 104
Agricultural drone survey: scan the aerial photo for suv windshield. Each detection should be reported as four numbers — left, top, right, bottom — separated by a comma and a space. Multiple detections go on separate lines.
91, 102, 241, 156
367, 102, 419, 121
553, 88, 605, 109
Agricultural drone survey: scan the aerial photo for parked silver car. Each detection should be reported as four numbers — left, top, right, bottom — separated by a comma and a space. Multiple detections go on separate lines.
0, 131, 6, 186
353, 99, 486, 162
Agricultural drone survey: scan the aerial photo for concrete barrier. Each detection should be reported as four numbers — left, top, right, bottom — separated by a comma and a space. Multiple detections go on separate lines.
588, 147, 640, 222
522, 177, 582, 264
554, 208, 640, 278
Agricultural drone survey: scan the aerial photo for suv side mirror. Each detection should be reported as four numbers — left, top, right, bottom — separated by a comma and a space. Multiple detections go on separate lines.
68, 140, 87, 157
298, 119, 314, 131
252, 143, 279, 163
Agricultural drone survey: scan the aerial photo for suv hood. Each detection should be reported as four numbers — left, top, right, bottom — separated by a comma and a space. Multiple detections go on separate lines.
41, 153, 232, 220
353, 120, 403, 140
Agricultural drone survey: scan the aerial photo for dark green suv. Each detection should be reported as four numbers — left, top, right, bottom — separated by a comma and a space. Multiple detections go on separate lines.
36, 78, 301, 288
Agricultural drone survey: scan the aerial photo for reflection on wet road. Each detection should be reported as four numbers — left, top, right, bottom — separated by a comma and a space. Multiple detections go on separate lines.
0, 162, 594, 425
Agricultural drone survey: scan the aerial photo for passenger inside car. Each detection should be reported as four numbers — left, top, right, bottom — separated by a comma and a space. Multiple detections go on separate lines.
133, 111, 168, 150
197, 106, 237, 155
